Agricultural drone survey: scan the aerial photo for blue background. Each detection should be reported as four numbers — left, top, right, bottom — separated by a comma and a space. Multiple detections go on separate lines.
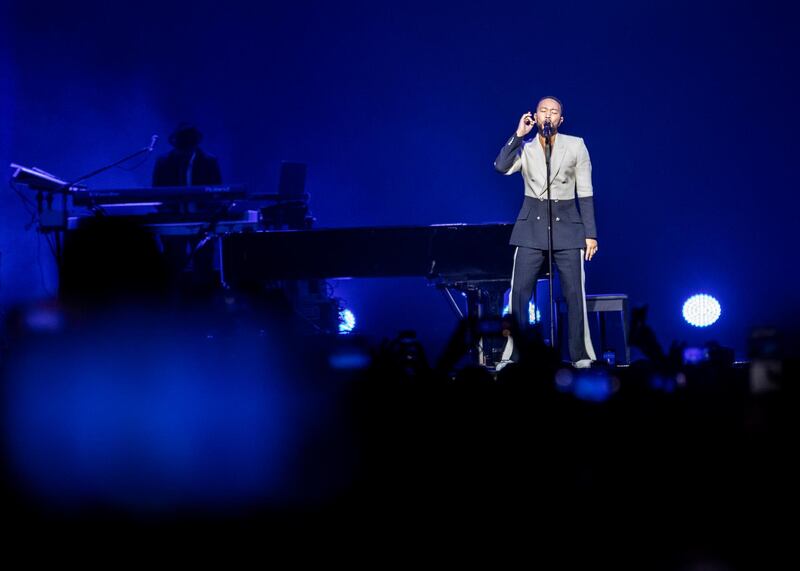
2, 0, 798, 357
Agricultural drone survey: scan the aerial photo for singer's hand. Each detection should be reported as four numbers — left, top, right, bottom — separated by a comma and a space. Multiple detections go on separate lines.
516, 112, 535, 138
585, 239, 599, 261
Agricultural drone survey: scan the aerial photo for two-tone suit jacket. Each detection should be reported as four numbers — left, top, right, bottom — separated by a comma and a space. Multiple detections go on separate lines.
494, 132, 597, 250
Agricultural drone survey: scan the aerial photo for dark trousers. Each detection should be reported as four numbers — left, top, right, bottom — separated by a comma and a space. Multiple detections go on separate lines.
504, 246, 596, 363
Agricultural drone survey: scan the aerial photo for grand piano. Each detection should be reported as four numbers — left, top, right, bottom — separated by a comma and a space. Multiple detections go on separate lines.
219, 223, 516, 365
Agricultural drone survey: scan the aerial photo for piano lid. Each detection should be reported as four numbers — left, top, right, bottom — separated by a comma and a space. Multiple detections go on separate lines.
220, 223, 514, 282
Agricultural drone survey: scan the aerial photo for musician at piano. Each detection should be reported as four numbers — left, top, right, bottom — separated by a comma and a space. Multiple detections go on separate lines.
494, 96, 598, 369
152, 123, 222, 187
151, 122, 223, 276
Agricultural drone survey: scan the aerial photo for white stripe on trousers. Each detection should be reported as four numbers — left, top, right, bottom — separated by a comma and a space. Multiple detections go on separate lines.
579, 248, 597, 361
500, 247, 519, 361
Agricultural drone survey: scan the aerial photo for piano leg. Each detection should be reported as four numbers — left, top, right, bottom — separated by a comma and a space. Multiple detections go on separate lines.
437, 280, 509, 368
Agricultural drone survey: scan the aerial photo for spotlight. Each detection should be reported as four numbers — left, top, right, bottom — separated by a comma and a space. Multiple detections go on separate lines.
338, 308, 356, 334
682, 294, 721, 327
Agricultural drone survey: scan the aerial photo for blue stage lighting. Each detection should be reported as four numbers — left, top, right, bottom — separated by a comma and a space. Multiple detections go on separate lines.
338, 308, 356, 334
682, 294, 721, 327
556, 368, 620, 401
528, 303, 541, 324
329, 350, 370, 370
4, 323, 302, 510
502, 302, 540, 325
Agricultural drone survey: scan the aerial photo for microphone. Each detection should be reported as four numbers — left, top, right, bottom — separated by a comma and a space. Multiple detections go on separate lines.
542, 118, 552, 138
148, 134, 159, 152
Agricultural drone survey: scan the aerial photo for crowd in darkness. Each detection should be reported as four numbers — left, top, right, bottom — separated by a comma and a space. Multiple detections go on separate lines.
1, 218, 797, 569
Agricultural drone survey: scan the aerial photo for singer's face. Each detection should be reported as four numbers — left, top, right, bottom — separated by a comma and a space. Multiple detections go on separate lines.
534, 98, 563, 134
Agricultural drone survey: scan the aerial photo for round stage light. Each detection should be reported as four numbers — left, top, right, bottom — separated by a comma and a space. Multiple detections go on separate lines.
682, 294, 721, 327
338, 308, 356, 334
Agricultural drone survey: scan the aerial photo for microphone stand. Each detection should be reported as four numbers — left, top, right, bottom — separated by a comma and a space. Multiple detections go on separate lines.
543, 124, 558, 353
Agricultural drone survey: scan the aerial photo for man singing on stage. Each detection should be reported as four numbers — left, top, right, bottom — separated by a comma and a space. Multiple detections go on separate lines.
494, 96, 598, 369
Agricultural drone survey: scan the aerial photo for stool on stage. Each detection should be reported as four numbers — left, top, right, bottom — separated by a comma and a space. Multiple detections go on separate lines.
558, 293, 630, 365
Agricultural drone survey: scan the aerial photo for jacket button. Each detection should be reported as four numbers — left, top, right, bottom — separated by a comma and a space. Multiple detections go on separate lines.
536, 216, 540, 220
556, 217, 560, 221
539, 197, 544, 201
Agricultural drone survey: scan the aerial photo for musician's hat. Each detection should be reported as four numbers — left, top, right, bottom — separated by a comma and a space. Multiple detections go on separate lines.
169, 123, 203, 150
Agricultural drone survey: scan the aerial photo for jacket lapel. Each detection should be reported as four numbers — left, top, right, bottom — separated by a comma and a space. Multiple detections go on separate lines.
528, 137, 546, 182
548, 135, 567, 183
